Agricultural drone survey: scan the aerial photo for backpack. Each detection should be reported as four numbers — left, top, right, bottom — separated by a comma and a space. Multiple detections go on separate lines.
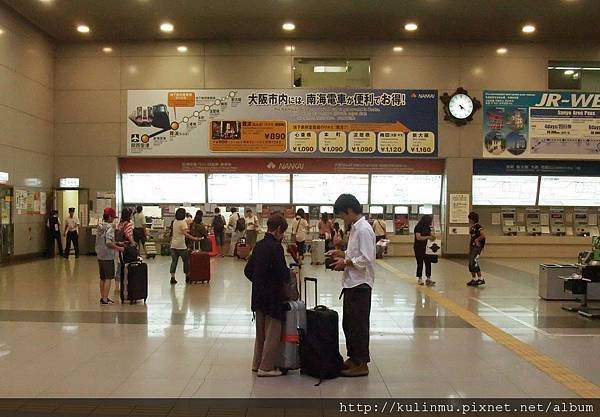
212, 215, 225, 232
235, 214, 246, 232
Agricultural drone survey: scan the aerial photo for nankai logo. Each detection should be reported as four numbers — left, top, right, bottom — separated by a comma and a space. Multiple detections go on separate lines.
266, 161, 304, 170
535, 93, 600, 107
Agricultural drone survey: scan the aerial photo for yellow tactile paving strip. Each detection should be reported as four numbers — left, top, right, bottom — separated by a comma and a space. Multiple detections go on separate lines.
379, 260, 600, 398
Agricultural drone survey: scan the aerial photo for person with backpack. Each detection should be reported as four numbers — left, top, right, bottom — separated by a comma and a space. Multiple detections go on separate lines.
227, 207, 245, 257
326, 194, 375, 378
211, 207, 226, 257
244, 214, 290, 377
132, 205, 147, 255
190, 210, 209, 251
467, 211, 487, 287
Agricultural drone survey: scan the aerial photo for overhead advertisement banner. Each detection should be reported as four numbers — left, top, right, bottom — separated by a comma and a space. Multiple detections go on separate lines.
483, 91, 600, 159
127, 89, 438, 157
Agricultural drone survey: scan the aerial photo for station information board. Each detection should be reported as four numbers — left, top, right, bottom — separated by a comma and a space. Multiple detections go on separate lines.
292, 174, 369, 204
538, 176, 600, 206
122, 173, 206, 204
472, 175, 538, 206
370, 174, 442, 205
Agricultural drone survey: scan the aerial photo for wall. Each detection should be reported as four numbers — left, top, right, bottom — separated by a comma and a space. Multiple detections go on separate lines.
53, 39, 600, 254
0, 5, 54, 256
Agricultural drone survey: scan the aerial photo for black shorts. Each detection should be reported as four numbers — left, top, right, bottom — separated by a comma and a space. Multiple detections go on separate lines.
98, 260, 115, 280
133, 228, 146, 245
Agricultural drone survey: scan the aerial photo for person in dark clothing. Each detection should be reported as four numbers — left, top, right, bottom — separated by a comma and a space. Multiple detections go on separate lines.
413, 214, 436, 286
244, 213, 290, 377
466, 211, 486, 287
47, 210, 63, 257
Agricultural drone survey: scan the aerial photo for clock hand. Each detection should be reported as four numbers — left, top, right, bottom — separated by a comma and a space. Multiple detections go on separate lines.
459, 104, 465, 110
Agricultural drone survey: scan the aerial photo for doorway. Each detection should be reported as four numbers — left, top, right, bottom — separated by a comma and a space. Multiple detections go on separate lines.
54, 188, 90, 255
0, 186, 13, 263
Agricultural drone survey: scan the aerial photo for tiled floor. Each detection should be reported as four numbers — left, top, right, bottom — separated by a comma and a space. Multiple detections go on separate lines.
1, 253, 599, 398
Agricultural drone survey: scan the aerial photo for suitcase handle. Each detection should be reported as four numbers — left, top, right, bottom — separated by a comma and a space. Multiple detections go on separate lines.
304, 277, 318, 308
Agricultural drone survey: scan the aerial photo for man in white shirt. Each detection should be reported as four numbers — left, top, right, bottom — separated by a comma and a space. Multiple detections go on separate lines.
63, 207, 80, 258
326, 194, 375, 377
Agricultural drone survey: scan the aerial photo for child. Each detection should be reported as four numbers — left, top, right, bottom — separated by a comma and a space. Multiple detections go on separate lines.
95, 208, 124, 305
467, 211, 486, 287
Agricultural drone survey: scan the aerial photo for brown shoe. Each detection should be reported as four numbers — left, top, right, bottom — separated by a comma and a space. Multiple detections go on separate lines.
340, 362, 369, 377
342, 358, 355, 371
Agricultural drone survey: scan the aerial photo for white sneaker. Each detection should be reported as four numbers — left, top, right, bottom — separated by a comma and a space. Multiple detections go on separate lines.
417, 278, 424, 285
257, 369, 283, 377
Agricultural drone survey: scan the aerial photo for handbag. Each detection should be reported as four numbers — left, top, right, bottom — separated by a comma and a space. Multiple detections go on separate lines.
425, 239, 441, 263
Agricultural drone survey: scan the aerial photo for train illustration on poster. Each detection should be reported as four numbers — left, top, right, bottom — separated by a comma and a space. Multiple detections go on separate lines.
483, 91, 600, 159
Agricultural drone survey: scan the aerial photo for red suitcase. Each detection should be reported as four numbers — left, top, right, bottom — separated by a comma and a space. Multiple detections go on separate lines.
234, 238, 251, 260
188, 250, 211, 283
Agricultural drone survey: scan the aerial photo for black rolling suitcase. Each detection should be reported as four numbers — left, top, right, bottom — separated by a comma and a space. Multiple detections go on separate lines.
121, 261, 148, 304
300, 277, 343, 383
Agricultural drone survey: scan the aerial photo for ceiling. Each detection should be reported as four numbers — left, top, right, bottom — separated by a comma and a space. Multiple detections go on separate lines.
1, 0, 598, 42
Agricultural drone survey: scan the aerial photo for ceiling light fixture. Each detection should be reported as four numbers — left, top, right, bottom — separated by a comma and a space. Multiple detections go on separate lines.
102, 47, 113, 53
496, 47, 508, 54
160, 22, 174, 33
583, 67, 600, 71
404, 22, 418, 31
393, 46, 404, 52
285, 45, 295, 52
76, 24, 90, 33
564, 70, 575, 75
282, 22, 295, 31
177, 45, 188, 53
522, 24, 536, 34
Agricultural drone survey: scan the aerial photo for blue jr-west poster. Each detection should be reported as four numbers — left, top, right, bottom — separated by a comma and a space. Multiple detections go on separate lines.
483, 91, 600, 159
127, 89, 438, 157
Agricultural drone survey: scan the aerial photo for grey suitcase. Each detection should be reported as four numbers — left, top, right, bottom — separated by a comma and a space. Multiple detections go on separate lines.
278, 263, 306, 372
310, 239, 326, 265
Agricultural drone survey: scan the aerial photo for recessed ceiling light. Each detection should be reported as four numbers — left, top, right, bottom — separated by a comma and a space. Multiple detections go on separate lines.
285, 45, 295, 52
522, 24, 536, 34
496, 47, 508, 54
393, 46, 404, 52
77, 24, 90, 33
102, 46, 113, 53
404, 22, 418, 31
564, 70, 575, 75
0, 29, 4, 35
177, 45, 188, 53
282, 22, 295, 31
39, 0, 53, 3
160, 22, 174, 33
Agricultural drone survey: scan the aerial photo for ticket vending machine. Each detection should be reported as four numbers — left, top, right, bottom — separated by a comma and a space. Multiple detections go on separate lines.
549, 208, 566, 236
501, 209, 517, 235
526, 208, 542, 235
574, 208, 590, 236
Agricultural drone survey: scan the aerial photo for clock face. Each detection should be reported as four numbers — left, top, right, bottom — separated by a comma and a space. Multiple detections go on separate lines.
448, 94, 474, 119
